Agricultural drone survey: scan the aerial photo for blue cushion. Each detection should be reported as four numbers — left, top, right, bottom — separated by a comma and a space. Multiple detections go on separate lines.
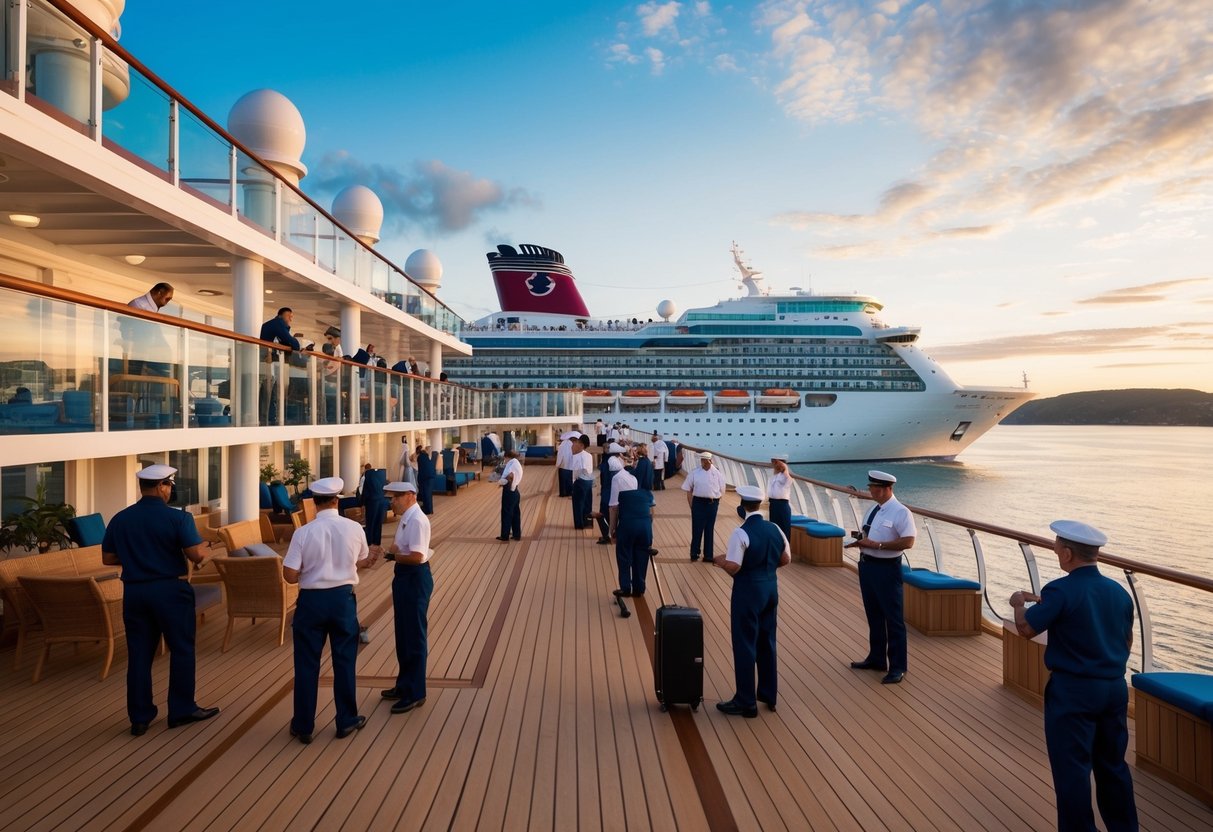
902, 568, 981, 591
1132, 672, 1213, 722
269, 483, 296, 514
259, 483, 273, 510
790, 514, 814, 524
68, 513, 107, 547
193, 584, 222, 614
805, 522, 845, 538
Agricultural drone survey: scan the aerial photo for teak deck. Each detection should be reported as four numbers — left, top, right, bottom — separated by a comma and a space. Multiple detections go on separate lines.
1, 467, 1210, 831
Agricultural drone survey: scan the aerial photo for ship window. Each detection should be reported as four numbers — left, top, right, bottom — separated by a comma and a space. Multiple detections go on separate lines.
950, 421, 972, 441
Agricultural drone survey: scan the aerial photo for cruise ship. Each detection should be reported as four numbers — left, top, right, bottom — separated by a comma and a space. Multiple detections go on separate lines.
450, 243, 1034, 462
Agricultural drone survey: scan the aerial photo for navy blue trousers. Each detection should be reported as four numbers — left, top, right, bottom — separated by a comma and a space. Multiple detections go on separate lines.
572, 479, 593, 529
392, 564, 433, 702
689, 497, 719, 559
1044, 673, 1138, 832
652, 468, 664, 491
500, 487, 522, 539
418, 477, 434, 515
730, 578, 779, 709
557, 468, 572, 497
123, 579, 198, 725
363, 497, 388, 546
858, 556, 906, 672
291, 586, 361, 736
768, 499, 792, 542
615, 518, 652, 594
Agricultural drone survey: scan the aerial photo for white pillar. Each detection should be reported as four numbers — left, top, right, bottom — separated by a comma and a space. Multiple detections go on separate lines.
232, 259, 264, 337
429, 341, 442, 378
341, 303, 361, 356
339, 436, 361, 495
228, 445, 260, 522
93, 456, 137, 521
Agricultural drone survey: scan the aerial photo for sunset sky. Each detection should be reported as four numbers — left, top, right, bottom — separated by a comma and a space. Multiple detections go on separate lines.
121, 1, 1213, 397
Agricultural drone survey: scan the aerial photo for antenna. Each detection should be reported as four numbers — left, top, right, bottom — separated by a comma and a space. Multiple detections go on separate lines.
730, 241, 766, 297
1021, 371, 1030, 389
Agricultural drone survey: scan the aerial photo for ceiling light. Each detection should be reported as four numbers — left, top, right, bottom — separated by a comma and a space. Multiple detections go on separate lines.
215, 261, 230, 268
124, 254, 146, 265
264, 289, 273, 295
8, 213, 40, 228
197, 289, 222, 297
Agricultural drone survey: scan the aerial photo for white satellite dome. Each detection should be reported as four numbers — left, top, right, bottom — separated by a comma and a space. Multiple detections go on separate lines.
227, 89, 307, 182
405, 249, 444, 292
657, 300, 677, 321
332, 186, 383, 245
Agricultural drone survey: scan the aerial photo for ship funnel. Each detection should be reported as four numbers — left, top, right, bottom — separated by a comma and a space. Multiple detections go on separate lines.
486, 244, 590, 318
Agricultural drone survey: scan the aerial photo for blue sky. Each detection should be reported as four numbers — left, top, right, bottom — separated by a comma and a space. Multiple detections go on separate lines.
120, 1, 1213, 396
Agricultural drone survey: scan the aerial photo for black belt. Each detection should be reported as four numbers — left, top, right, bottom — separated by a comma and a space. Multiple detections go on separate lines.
860, 554, 901, 564
693, 496, 719, 503
769, 498, 789, 503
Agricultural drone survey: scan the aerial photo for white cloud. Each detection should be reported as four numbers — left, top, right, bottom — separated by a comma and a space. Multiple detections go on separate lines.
638, 2, 682, 37
646, 47, 667, 75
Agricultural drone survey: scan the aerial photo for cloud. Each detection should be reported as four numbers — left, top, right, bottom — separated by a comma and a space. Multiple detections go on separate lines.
639, 2, 682, 37
607, 1, 723, 73
646, 47, 667, 75
1077, 277, 1210, 304
607, 42, 642, 66
929, 323, 1213, 362
311, 152, 538, 234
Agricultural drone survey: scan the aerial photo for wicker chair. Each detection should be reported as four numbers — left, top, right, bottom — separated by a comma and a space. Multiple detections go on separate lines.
17, 575, 125, 682
211, 556, 298, 651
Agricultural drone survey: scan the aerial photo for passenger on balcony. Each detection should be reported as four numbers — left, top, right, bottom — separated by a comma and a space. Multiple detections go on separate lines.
127, 281, 174, 313
102, 464, 218, 736
1010, 520, 1138, 832
123, 282, 175, 377
259, 308, 300, 424
376, 481, 433, 715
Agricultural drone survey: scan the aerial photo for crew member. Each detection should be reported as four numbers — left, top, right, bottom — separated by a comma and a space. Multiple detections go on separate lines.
556, 430, 575, 498
767, 453, 792, 540
595, 418, 606, 448
845, 471, 916, 684
127, 282, 174, 312
682, 452, 725, 562
102, 464, 218, 736
282, 477, 377, 743
632, 444, 654, 491
571, 434, 595, 529
415, 445, 436, 515
496, 449, 524, 542
608, 456, 652, 597
1011, 520, 1138, 832
715, 485, 790, 717
649, 433, 667, 490
377, 482, 433, 714
596, 442, 624, 544
359, 464, 388, 546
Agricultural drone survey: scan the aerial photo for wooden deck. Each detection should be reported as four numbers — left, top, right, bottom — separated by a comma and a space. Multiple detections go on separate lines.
1, 466, 1210, 831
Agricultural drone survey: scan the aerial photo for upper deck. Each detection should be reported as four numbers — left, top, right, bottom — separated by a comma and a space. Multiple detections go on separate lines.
1, 465, 1208, 830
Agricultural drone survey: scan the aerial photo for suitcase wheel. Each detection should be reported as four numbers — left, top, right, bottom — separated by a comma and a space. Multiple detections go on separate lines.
691, 702, 699, 712
659, 704, 667, 712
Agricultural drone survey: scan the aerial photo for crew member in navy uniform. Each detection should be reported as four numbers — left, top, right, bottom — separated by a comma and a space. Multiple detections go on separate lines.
595, 442, 624, 544
766, 453, 792, 540
632, 444, 654, 491
715, 485, 791, 717
845, 470, 916, 684
1011, 520, 1138, 832
414, 444, 436, 515
496, 449, 524, 542
608, 456, 652, 597
102, 464, 219, 736
682, 452, 726, 562
377, 481, 433, 714
282, 477, 378, 743
570, 435, 595, 529
358, 465, 388, 546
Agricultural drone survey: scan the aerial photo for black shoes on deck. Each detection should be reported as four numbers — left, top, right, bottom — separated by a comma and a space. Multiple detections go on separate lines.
881, 672, 905, 685
849, 659, 887, 671
391, 697, 426, 714
716, 699, 758, 718
336, 715, 367, 738
850, 660, 904, 683
166, 706, 219, 729
130, 722, 148, 736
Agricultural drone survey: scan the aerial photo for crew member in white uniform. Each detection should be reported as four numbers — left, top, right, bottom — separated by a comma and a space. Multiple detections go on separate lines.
283, 477, 377, 743
556, 430, 576, 498
377, 482, 433, 714
767, 453, 793, 540
649, 436, 668, 491
571, 435, 596, 529
496, 449, 524, 542
682, 452, 726, 562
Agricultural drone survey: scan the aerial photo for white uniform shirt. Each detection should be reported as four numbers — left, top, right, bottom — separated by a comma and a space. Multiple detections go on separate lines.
500, 457, 524, 491
608, 469, 638, 507
861, 495, 916, 559
682, 465, 726, 498
768, 471, 791, 501
283, 508, 368, 589
725, 512, 791, 566
128, 292, 158, 312
556, 438, 573, 470
393, 503, 432, 563
650, 442, 668, 467
572, 449, 595, 481
595, 420, 606, 437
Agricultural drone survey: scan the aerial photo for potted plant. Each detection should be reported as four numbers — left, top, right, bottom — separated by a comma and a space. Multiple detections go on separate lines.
0, 479, 76, 553
284, 457, 312, 498
259, 463, 282, 484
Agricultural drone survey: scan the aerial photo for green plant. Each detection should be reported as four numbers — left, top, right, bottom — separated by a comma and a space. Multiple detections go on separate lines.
284, 457, 312, 497
259, 463, 282, 484
0, 479, 76, 553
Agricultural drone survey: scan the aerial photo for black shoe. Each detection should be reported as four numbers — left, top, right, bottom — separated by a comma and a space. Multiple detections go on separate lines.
496, 536, 510, 542
632, 590, 645, 596
390, 697, 426, 715
850, 660, 887, 671
130, 722, 149, 737
758, 697, 776, 712
715, 699, 758, 718
612, 589, 630, 598
647, 548, 659, 557
703, 557, 715, 563
690, 556, 700, 562
167, 706, 219, 729
380, 687, 403, 700
596, 538, 612, 545
881, 672, 905, 685
290, 728, 313, 744
335, 715, 367, 738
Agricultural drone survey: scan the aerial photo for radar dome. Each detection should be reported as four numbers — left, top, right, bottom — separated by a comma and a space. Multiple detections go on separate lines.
657, 300, 676, 321
332, 186, 384, 245
405, 249, 444, 292
227, 89, 307, 182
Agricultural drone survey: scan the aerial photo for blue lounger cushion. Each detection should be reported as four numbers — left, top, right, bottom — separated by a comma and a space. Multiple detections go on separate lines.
805, 522, 845, 538
229, 542, 279, 558
901, 567, 980, 591
1131, 672, 1213, 722
68, 513, 107, 547
259, 482, 273, 510
790, 515, 815, 525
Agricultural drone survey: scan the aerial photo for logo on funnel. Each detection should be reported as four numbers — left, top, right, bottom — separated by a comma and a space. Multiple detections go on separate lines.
526, 273, 555, 297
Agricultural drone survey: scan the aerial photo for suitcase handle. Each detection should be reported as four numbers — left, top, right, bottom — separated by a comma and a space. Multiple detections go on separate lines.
651, 554, 669, 608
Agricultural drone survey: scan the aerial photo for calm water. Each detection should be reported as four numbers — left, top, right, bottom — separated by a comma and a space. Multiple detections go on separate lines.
791, 424, 1213, 673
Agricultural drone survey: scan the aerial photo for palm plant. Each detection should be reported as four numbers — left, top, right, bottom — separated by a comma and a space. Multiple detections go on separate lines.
0, 479, 76, 553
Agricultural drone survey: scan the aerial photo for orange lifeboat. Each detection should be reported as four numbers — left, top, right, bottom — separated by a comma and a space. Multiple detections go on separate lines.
757, 388, 799, 407
582, 389, 617, 404
621, 389, 661, 406
666, 388, 707, 407
712, 389, 751, 407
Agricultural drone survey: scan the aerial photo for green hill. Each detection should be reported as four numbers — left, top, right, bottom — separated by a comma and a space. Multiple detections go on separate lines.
1002, 388, 1213, 426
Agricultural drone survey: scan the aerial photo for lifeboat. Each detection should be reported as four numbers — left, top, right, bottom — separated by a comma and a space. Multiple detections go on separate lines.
712, 389, 751, 407
757, 388, 800, 407
621, 389, 661, 406
666, 388, 707, 407
581, 389, 617, 404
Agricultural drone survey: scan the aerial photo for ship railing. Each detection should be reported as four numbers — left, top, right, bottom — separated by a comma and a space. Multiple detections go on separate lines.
2, 0, 462, 337
654, 437, 1213, 675
0, 277, 581, 438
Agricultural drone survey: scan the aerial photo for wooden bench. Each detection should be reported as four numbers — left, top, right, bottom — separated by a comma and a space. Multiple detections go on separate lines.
1132, 672, 1213, 806
1001, 620, 1048, 708
789, 519, 844, 566
0, 546, 108, 670
902, 566, 982, 636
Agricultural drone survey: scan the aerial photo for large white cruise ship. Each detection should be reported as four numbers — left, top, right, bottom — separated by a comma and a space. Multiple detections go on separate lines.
449, 243, 1034, 462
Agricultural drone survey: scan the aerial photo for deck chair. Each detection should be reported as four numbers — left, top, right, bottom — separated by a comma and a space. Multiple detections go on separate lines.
211, 555, 299, 651
67, 513, 106, 547
18, 575, 125, 682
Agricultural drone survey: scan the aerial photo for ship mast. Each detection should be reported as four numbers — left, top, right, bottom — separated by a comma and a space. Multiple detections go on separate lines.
731, 241, 767, 297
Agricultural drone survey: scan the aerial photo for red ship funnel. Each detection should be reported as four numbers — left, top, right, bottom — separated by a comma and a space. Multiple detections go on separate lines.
486, 244, 591, 318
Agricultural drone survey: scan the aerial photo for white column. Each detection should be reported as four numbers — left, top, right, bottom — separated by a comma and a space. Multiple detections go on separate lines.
92, 456, 137, 522
228, 445, 260, 522
341, 303, 361, 356
339, 435, 360, 494
429, 341, 442, 378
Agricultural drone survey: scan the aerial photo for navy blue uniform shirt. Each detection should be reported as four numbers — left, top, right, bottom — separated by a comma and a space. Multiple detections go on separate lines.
259, 316, 300, 351
103, 496, 202, 583
1024, 565, 1133, 679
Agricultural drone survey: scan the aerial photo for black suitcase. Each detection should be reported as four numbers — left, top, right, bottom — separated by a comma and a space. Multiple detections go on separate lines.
652, 564, 703, 711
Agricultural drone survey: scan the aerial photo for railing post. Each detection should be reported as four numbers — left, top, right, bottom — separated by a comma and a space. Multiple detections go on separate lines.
1124, 572, 1155, 673
923, 519, 944, 573
228, 145, 238, 216
168, 99, 179, 186
1019, 542, 1042, 595
967, 529, 997, 620
88, 33, 102, 141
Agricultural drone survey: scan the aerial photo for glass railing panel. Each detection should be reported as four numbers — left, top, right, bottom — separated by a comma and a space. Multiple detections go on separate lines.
235, 150, 276, 235
25, 0, 93, 125
101, 62, 170, 175
316, 213, 338, 273
109, 311, 184, 430
178, 107, 232, 210
316, 353, 343, 425
283, 351, 314, 426
282, 188, 315, 259
187, 330, 232, 428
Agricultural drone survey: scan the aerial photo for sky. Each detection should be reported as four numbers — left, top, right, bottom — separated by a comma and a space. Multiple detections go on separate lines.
118, 0, 1213, 397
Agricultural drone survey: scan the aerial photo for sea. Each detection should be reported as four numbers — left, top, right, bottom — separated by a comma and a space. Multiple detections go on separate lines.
790, 424, 1213, 673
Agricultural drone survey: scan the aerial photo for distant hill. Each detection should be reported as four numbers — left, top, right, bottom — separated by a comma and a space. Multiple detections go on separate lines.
1002, 388, 1213, 426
